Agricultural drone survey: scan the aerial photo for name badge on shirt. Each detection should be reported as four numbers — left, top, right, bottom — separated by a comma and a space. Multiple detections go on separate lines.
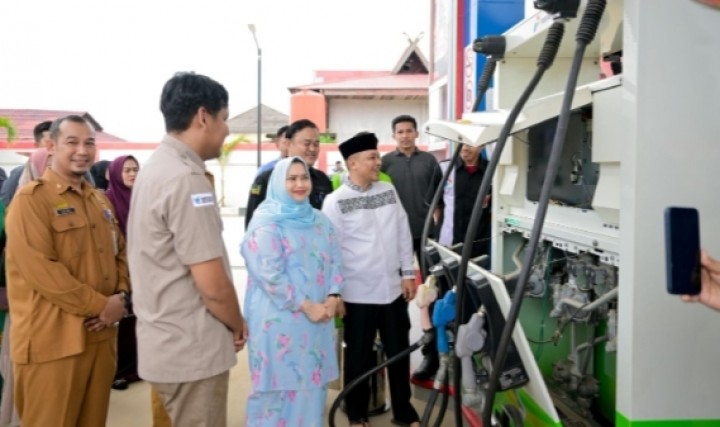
54, 202, 76, 216
191, 193, 215, 207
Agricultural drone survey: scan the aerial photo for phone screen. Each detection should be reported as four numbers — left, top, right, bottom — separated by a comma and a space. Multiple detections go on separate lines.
664, 207, 701, 295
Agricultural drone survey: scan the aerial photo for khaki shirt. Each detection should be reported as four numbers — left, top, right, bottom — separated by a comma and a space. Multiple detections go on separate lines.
128, 135, 236, 383
5, 169, 129, 364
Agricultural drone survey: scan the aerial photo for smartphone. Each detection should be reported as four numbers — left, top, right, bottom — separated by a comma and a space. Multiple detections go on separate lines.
664, 207, 701, 295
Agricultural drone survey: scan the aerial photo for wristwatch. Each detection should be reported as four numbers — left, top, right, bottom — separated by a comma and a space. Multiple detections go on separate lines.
115, 290, 132, 313
327, 293, 342, 300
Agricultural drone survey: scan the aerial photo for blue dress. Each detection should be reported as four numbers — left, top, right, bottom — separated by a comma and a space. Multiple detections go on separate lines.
241, 218, 343, 427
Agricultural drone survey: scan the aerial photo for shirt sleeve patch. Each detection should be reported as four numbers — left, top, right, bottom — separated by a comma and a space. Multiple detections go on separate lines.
191, 193, 215, 207
250, 185, 262, 195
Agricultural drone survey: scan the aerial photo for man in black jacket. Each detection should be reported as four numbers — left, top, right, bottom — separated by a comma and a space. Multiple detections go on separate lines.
438, 144, 492, 258
244, 119, 332, 227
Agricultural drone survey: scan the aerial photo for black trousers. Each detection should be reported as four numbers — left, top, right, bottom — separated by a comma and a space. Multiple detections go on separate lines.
114, 315, 139, 382
343, 296, 420, 424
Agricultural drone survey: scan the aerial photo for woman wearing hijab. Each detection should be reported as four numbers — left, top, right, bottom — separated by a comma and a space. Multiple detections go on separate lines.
241, 157, 344, 427
104, 155, 140, 390
89, 159, 111, 191
0, 148, 52, 427
105, 155, 138, 237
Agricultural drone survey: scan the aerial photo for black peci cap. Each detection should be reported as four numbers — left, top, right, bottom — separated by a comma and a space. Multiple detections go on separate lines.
339, 132, 379, 160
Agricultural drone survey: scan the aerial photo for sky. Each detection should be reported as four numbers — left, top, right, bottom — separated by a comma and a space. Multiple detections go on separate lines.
0, 0, 430, 141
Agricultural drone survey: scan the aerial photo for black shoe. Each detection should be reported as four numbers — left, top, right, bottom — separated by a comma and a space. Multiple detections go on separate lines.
112, 379, 129, 390
412, 351, 439, 381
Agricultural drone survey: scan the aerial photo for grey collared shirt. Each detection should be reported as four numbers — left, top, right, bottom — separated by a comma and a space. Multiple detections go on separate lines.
381, 148, 442, 238
128, 135, 236, 383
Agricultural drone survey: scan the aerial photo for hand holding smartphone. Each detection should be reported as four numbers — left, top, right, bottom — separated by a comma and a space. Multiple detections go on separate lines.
665, 207, 701, 295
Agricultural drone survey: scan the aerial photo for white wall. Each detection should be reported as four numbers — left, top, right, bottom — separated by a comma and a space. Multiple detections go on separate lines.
327, 98, 429, 144
0, 151, 29, 175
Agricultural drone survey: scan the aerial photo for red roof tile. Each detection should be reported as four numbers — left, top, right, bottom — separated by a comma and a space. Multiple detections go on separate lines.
0, 109, 127, 144
289, 44, 430, 95
313, 70, 393, 83
289, 74, 429, 99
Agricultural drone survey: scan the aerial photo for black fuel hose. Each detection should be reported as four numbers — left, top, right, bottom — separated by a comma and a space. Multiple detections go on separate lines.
416, 56, 499, 427
328, 333, 433, 427
420, 147, 461, 277
471, 58, 498, 113
431, 371, 450, 427
481, 2, 607, 426
419, 47, 502, 280
420, 381, 440, 425
428, 368, 450, 427
452, 21, 566, 427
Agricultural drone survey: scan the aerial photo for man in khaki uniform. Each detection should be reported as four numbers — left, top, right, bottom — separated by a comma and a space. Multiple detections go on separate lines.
128, 72, 246, 427
5, 115, 129, 427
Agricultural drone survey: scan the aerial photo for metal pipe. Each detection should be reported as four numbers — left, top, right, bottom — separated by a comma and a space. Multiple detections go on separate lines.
257, 50, 262, 168
500, 240, 527, 280
248, 24, 262, 168
561, 287, 618, 312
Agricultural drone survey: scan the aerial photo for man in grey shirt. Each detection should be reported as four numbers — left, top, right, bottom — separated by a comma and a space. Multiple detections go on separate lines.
381, 114, 442, 381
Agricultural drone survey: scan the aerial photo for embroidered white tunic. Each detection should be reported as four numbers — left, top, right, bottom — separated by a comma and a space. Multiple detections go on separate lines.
322, 179, 415, 304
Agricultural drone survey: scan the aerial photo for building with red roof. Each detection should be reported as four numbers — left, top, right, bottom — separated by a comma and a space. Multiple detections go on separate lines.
0, 109, 126, 146
0, 109, 129, 176
288, 40, 430, 146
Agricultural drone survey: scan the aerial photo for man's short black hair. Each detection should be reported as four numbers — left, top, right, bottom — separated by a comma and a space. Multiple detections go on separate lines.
391, 114, 417, 132
32, 120, 52, 145
49, 115, 92, 141
160, 72, 229, 133
285, 119, 318, 140
275, 125, 289, 140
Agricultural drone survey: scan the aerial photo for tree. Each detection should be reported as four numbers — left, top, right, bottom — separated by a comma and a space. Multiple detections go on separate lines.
218, 134, 248, 207
319, 131, 337, 144
0, 117, 17, 142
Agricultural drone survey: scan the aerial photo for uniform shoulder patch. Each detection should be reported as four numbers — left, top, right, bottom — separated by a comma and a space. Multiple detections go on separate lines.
250, 184, 262, 196
19, 179, 44, 195
91, 189, 109, 203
